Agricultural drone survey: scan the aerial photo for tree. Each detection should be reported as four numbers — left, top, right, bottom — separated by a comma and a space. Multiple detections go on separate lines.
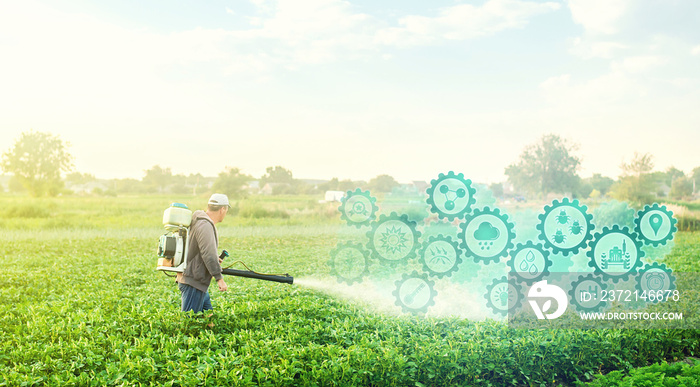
664, 166, 685, 187
170, 174, 191, 195
259, 166, 311, 195
65, 172, 96, 185
588, 174, 615, 196
367, 174, 399, 193
318, 178, 363, 192
692, 167, 700, 194
576, 173, 615, 198
112, 178, 145, 194
489, 183, 504, 198
142, 165, 173, 193
668, 176, 693, 200
609, 152, 658, 204
8, 175, 26, 193
213, 167, 252, 199
186, 173, 204, 195
504, 134, 581, 197
260, 166, 294, 185
1, 130, 73, 196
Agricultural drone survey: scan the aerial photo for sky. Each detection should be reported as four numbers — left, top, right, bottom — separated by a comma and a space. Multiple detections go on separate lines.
1, 0, 699, 184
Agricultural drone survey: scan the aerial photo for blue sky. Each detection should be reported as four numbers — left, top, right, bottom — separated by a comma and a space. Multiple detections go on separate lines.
1, 0, 698, 183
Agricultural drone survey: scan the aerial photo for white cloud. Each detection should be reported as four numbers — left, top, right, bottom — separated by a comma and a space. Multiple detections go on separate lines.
567, 0, 630, 35
231, 0, 561, 66
0, 0, 562, 82
539, 71, 641, 108
539, 74, 571, 91
610, 55, 667, 74
692, 45, 700, 56
377, 0, 560, 46
569, 37, 627, 59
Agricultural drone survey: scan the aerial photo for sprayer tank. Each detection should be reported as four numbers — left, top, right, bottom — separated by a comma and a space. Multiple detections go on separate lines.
163, 203, 192, 228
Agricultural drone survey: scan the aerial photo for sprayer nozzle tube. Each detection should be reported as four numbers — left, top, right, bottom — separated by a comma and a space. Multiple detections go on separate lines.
221, 268, 294, 284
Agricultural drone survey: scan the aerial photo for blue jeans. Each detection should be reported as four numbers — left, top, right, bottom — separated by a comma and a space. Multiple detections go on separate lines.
178, 283, 212, 313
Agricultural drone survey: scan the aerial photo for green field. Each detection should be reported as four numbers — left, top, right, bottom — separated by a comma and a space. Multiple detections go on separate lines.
1, 195, 699, 386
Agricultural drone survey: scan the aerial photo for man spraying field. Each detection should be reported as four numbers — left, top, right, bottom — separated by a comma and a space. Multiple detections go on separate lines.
176, 193, 230, 313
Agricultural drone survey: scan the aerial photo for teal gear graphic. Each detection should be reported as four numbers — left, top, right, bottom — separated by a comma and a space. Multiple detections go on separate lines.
537, 198, 594, 256
418, 234, 463, 278
484, 276, 523, 316
459, 207, 516, 265
568, 274, 608, 313
338, 188, 379, 228
635, 262, 676, 303
328, 242, 371, 285
426, 171, 477, 221
586, 225, 645, 283
392, 271, 437, 314
634, 203, 677, 247
366, 212, 421, 266
507, 241, 552, 286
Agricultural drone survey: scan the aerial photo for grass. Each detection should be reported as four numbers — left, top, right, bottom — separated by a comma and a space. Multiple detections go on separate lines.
0, 194, 699, 386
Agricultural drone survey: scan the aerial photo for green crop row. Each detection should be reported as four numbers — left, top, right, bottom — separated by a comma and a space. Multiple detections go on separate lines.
578, 359, 700, 386
1, 196, 699, 386
1, 227, 699, 386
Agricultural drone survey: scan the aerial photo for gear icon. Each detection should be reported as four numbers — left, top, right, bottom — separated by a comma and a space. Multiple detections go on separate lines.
635, 262, 676, 303
426, 171, 477, 221
634, 203, 678, 247
366, 212, 421, 266
328, 242, 371, 285
507, 241, 552, 286
537, 198, 594, 256
338, 188, 379, 228
459, 207, 516, 265
586, 225, 645, 283
418, 235, 463, 278
484, 276, 523, 316
568, 274, 608, 313
392, 271, 437, 314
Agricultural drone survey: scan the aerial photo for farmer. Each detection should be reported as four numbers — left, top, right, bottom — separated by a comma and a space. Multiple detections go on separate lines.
176, 193, 230, 313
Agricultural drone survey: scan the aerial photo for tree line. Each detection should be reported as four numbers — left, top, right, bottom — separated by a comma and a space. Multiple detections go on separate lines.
2, 131, 699, 203
503, 134, 699, 204
0, 131, 401, 197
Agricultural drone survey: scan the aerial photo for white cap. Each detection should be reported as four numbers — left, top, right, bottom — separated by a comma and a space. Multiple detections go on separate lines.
208, 193, 231, 208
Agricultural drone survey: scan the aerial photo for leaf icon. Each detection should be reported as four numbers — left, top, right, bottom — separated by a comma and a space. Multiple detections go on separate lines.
542, 300, 552, 313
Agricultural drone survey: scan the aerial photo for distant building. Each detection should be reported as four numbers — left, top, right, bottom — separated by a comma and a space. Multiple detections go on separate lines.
411, 181, 429, 194
246, 180, 260, 194
324, 190, 345, 202
261, 183, 290, 195
67, 180, 111, 194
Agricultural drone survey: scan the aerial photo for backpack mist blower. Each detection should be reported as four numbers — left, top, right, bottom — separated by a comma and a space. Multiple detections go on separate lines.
156, 203, 293, 284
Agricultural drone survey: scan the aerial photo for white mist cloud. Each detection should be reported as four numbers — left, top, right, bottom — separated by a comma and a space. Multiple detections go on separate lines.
610, 55, 668, 74
568, 38, 627, 59
567, 0, 630, 35
376, 0, 560, 47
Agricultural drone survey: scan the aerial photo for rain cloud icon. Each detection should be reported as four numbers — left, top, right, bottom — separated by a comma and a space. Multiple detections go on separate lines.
474, 222, 500, 251
474, 222, 500, 241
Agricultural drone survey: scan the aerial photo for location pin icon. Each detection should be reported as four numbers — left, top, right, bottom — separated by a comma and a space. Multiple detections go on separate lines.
649, 213, 663, 236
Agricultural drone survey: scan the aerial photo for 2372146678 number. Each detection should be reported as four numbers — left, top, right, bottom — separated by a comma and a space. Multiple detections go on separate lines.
594, 289, 680, 303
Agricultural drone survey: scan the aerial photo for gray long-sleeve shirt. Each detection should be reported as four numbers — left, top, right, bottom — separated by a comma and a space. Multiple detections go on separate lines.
177, 210, 223, 292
